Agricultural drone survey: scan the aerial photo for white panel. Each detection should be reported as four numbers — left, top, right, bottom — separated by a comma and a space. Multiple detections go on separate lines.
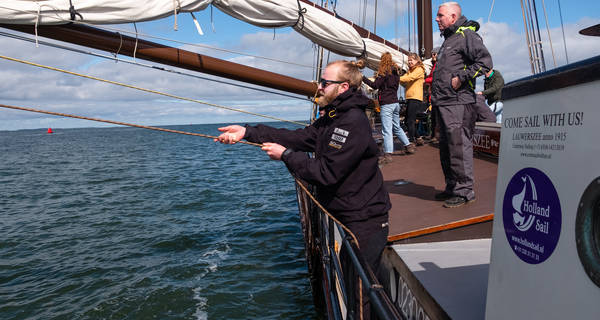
485, 79, 600, 319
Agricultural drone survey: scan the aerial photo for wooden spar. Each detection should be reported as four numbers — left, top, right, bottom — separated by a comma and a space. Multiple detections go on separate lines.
0, 23, 318, 97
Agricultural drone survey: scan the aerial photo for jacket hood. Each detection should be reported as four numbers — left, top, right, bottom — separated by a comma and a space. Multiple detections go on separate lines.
443, 16, 479, 37
326, 87, 370, 115
463, 19, 480, 31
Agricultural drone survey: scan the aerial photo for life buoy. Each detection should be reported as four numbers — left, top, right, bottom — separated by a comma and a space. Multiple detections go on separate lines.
575, 177, 600, 288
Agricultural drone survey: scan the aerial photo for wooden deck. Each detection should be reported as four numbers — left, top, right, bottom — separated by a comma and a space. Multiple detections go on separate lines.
381, 142, 498, 242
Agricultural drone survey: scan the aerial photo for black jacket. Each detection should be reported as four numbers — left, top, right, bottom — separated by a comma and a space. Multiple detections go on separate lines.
362, 69, 400, 105
243, 87, 391, 223
431, 16, 493, 106
482, 69, 504, 104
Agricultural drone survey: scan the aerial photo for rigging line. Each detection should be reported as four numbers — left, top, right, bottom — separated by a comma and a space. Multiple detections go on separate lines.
540, 0, 557, 68
557, 0, 569, 64
520, 0, 535, 74
394, 0, 398, 47
524, 0, 540, 73
0, 103, 262, 146
530, 0, 546, 72
407, 0, 411, 51
0, 31, 310, 102
413, 0, 417, 53
373, 0, 377, 34
420, 0, 425, 55
0, 54, 309, 127
0, 5, 315, 70
362, 0, 368, 28
488, 0, 496, 22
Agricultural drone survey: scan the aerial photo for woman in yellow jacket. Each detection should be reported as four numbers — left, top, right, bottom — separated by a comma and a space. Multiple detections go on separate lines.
399, 53, 425, 145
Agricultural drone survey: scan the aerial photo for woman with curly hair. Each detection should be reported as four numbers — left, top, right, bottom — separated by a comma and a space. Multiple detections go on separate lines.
362, 52, 414, 165
400, 52, 426, 145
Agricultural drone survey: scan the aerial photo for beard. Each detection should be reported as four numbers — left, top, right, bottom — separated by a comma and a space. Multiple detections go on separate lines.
316, 88, 338, 107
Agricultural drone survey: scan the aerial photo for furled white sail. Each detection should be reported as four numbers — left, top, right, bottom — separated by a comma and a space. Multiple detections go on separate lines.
213, 0, 299, 28
0, 0, 212, 25
211, 0, 364, 57
0, 0, 407, 70
289, 3, 365, 57
363, 38, 408, 71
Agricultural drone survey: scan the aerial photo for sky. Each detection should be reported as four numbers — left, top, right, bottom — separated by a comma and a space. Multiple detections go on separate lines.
0, 0, 599, 131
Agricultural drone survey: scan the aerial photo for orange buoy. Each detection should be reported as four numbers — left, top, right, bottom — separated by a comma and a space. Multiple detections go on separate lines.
47, 128, 53, 134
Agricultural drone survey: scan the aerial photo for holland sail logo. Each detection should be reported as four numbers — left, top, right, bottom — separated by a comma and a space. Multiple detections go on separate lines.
503, 168, 562, 264
512, 175, 537, 232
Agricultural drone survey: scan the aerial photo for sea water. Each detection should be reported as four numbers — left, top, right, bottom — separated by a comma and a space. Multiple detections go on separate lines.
0, 123, 316, 319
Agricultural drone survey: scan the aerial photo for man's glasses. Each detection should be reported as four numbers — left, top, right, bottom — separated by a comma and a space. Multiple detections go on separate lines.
319, 78, 346, 88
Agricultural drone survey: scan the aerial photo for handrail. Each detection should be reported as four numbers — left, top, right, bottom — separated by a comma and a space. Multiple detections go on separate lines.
295, 180, 406, 320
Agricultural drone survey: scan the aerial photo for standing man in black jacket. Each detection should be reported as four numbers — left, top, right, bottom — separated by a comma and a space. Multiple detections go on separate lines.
215, 60, 391, 319
431, 2, 493, 208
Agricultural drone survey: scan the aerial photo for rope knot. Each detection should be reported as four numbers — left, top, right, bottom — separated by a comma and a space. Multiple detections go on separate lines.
293, 0, 308, 30
69, 0, 83, 22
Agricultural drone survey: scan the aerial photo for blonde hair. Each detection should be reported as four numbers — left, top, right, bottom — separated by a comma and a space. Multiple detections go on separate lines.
376, 52, 398, 77
327, 60, 364, 87
407, 52, 424, 71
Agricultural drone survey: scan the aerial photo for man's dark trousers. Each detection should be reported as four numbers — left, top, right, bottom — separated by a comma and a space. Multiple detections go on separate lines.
437, 104, 476, 200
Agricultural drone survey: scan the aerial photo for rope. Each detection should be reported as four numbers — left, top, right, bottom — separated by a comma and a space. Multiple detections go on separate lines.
1, 101, 354, 244
540, 0, 557, 68
557, 0, 569, 64
293, 174, 364, 320
2, 97, 365, 317
294, 179, 359, 247
132, 22, 138, 62
487, 0, 496, 22
293, 0, 308, 30
0, 103, 262, 147
68, 0, 83, 22
1, 101, 351, 240
0, 54, 309, 127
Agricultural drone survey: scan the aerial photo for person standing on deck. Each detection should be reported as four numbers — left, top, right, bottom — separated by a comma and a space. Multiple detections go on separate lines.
425, 47, 440, 142
477, 69, 505, 123
432, 2, 493, 208
399, 52, 426, 146
361, 52, 415, 166
215, 60, 391, 319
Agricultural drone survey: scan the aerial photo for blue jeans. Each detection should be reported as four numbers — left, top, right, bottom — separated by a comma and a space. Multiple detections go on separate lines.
489, 101, 503, 123
380, 103, 410, 153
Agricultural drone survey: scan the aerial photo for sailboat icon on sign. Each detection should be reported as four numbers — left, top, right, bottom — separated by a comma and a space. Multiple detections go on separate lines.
512, 175, 536, 232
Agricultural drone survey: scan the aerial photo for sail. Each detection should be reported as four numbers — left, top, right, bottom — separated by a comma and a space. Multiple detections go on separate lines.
0, 0, 212, 25
0, 0, 410, 71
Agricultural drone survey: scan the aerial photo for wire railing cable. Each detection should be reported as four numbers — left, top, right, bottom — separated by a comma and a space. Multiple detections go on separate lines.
0, 54, 309, 127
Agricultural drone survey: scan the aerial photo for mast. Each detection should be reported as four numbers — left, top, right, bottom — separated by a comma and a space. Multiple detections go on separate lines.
417, 0, 433, 58
0, 24, 318, 97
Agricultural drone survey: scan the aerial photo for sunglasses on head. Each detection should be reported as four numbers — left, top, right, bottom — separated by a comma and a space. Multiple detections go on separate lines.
319, 78, 346, 88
